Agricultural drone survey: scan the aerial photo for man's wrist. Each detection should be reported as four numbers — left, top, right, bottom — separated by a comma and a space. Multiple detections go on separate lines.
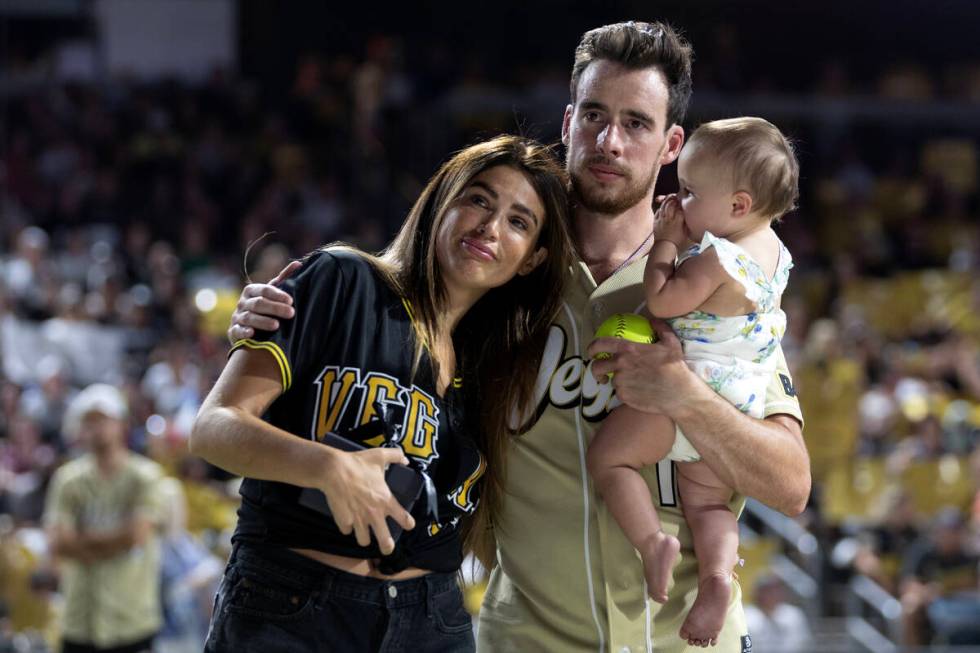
663, 367, 714, 422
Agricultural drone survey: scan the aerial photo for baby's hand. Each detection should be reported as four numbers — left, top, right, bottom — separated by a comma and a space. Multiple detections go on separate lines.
653, 195, 687, 247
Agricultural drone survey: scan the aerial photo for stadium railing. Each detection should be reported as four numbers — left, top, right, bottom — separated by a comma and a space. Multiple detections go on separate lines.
845, 573, 902, 652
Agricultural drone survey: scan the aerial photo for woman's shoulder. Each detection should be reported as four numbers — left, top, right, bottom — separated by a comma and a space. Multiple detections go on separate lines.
308, 247, 407, 312
308, 246, 374, 273
296, 246, 385, 288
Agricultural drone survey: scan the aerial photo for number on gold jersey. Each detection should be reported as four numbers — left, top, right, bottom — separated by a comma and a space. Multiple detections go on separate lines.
656, 459, 677, 507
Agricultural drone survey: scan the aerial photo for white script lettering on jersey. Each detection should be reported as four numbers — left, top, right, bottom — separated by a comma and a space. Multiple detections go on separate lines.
512, 325, 621, 431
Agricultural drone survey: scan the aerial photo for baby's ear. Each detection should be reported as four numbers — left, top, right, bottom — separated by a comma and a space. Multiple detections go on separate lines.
732, 191, 753, 218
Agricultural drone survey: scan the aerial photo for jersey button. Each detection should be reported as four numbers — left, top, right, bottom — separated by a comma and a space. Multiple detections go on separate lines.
618, 647, 631, 653
388, 585, 398, 599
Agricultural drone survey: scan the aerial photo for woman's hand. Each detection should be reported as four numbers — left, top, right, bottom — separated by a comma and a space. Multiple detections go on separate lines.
319, 447, 417, 555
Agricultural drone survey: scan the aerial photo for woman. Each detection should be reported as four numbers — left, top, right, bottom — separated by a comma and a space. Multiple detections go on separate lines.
190, 135, 573, 652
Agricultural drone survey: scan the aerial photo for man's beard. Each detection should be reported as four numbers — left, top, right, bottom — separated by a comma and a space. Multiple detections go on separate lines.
569, 159, 659, 215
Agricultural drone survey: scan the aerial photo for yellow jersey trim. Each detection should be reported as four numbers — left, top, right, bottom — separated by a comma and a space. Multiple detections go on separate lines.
400, 297, 463, 389
231, 339, 292, 391
401, 297, 416, 323
400, 297, 428, 345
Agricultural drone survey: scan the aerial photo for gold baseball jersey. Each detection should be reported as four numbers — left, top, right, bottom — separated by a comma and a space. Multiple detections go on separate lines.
478, 257, 802, 653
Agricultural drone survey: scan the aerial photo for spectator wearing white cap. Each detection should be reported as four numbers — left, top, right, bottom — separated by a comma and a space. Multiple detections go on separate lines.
43, 384, 165, 653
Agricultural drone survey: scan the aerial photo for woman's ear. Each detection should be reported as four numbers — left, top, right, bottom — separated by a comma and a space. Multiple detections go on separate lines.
518, 247, 548, 276
732, 191, 753, 218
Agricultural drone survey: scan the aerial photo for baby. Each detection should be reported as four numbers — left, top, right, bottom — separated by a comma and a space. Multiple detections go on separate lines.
587, 117, 799, 647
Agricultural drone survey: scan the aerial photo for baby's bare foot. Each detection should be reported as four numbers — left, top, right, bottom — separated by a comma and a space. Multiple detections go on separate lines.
639, 531, 680, 603
679, 572, 732, 647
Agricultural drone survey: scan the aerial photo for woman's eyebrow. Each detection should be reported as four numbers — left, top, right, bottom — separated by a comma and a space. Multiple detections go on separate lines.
470, 180, 498, 199
470, 180, 539, 226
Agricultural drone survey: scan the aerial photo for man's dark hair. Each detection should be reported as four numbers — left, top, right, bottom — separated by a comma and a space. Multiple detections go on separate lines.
570, 21, 694, 129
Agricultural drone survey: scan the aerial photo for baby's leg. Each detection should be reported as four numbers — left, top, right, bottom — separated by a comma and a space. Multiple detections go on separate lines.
587, 405, 679, 603
675, 460, 738, 647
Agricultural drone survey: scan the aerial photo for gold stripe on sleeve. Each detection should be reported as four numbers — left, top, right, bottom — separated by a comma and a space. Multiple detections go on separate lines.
230, 339, 293, 391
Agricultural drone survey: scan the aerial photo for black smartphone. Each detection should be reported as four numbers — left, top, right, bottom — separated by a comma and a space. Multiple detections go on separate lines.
297, 422, 424, 544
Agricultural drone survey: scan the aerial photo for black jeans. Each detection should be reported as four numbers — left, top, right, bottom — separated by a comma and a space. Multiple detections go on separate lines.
204, 545, 474, 652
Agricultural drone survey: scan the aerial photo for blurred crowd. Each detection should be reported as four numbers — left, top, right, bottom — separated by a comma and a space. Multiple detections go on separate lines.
3, 22, 980, 652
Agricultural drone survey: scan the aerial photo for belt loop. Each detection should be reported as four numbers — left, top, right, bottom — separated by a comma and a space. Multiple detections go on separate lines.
320, 566, 334, 595
423, 574, 435, 618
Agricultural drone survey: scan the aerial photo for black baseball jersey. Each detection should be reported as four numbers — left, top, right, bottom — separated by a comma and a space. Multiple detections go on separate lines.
228, 249, 485, 573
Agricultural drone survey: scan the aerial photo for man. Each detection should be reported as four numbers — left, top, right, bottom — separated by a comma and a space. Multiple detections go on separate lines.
44, 384, 165, 653
899, 508, 980, 646
743, 575, 811, 653
228, 21, 808, 652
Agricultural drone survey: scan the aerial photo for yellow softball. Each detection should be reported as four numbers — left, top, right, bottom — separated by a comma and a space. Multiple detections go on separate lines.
593, 313, 656, 361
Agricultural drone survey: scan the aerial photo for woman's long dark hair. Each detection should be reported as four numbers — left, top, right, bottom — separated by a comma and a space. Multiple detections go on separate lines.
331, 135, 573, 567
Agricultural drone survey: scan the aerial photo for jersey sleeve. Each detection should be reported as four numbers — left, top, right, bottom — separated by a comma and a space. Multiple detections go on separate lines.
43, 466, 75, 531
763, 346, 803, 425
132, 461, 166, 525
230, 250, 349, 391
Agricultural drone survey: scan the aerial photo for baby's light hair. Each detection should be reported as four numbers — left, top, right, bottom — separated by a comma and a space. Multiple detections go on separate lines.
688, 117, 799, 222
